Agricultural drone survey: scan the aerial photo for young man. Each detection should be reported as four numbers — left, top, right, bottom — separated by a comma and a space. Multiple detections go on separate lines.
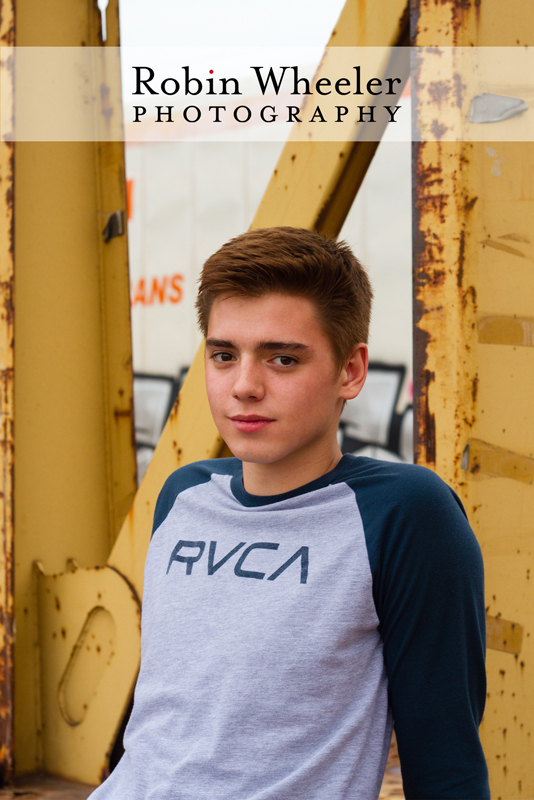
92, 227, 489, 799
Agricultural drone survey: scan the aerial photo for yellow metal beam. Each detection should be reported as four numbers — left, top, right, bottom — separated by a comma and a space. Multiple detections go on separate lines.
412, 1, 534, 797
11, 0, 137, 779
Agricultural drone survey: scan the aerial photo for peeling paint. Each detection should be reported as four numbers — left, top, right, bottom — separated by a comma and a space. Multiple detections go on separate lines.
410, 0, 481, 48
478, 315, 534, 347
481, 239, 527, 259
412, 138, 456, 469
453, 72, 464, 109
487, 616, 524, 655
429, 120, 449, 140
428, 80, 451, 106
485, 147, 504, 177
463, 438, 534, 484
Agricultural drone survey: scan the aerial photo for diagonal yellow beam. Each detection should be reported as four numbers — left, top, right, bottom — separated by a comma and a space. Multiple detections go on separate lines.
10, 0, 137, 780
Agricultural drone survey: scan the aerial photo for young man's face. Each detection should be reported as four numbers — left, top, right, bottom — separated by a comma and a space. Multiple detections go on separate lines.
205, 292, 367, 475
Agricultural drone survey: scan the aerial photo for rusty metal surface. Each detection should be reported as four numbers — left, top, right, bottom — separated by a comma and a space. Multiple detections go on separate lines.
0, 0, 16, 784
12, 0, 137, 778
412, 1, 534, 797
412, 137, 478, 477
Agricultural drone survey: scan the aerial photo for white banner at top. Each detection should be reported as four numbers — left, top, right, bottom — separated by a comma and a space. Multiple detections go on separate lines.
1, 46, 533, 142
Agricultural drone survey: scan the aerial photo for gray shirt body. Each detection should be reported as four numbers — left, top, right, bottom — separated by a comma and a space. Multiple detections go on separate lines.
91, 456, 489, 800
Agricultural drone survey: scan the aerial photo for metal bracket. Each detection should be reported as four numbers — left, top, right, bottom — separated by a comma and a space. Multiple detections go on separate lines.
34, 560, 141, 783
102, 210, 124, 243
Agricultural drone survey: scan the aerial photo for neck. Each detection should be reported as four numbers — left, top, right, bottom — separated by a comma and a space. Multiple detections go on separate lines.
241, 443, 343, 497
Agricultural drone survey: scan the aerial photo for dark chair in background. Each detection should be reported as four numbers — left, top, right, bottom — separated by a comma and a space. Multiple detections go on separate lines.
339, 362, 413, 463
133, 369, 187, 482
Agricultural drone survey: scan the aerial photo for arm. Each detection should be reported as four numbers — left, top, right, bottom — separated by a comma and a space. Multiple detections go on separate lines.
358, 465, 490, 799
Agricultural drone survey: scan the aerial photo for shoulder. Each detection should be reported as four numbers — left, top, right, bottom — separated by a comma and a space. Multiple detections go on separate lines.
337, 455, 464, 517
336, 456, 480, 579
152, 458, 240, 536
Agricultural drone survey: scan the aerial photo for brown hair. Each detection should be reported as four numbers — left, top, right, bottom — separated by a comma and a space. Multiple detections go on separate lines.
196, 227, 373, 371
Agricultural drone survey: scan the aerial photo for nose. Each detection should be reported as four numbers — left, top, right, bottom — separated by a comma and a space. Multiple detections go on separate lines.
232, 357, 265, 401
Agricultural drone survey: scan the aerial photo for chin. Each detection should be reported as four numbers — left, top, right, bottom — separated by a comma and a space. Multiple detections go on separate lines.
223, 438, 287, 465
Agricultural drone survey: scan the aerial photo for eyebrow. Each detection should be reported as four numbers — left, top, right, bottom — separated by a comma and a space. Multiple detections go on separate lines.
257, 341, 311, 353
205, 338, 311, 353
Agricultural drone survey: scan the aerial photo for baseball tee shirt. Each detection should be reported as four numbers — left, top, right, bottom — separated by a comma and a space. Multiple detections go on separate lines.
91, 455, 489, 800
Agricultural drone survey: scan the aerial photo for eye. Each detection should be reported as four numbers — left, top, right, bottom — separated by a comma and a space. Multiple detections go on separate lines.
211, 351, 235, 363
271, 355, 297, 367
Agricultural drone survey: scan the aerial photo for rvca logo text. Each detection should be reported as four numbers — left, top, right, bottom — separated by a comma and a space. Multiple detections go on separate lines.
166, 540, 309, 584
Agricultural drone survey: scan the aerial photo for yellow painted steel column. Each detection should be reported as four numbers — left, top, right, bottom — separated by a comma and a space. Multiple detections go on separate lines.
0, 0, 15, 782
10, 0, 138, 779
412, 1, 534, 797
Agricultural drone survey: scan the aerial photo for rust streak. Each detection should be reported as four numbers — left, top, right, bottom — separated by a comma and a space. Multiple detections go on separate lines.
0, 14, 16, 781
464, 195, 478, 213
457, 229, 465, 288
471, 375, 479, 404
447, 0, 480, 46
421, 368, 436, 465
168, 395, 180, 422
412, 142, 442, 468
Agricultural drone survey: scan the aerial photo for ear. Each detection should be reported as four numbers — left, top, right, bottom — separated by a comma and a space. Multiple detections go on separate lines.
339, 344, 368, 401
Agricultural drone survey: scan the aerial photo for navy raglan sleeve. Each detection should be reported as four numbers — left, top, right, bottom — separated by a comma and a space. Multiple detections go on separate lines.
354, 464, 490, 800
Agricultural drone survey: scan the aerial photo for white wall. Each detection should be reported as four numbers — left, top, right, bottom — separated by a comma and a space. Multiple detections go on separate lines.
126, 140, 285, 375
339, 139, 413, 399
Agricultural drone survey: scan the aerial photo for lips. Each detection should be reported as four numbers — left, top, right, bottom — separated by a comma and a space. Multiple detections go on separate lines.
229, 415, 274, 433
